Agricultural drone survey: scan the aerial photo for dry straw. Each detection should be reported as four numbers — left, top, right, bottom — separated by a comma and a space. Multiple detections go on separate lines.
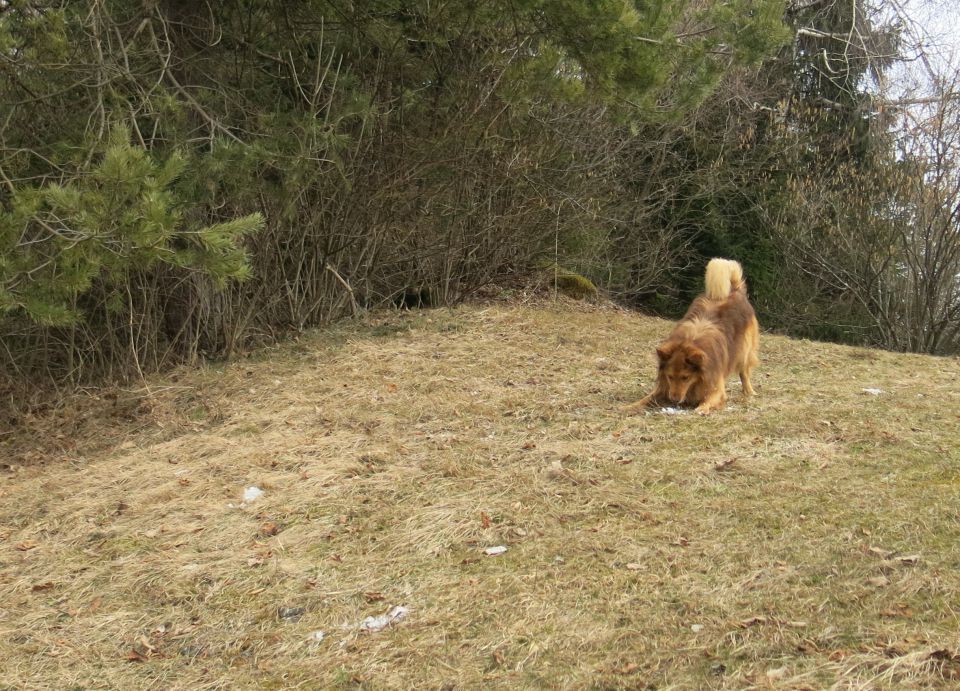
1, 298, 959, 688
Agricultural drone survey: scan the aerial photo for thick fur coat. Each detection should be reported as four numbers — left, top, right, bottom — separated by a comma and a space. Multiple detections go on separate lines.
624, 258, 760, 415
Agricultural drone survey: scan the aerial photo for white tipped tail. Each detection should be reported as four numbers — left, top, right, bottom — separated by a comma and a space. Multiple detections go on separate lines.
704, 258, 745, 300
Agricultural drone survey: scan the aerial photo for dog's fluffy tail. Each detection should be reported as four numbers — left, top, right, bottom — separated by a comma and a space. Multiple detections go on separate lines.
704, 258, 745, 300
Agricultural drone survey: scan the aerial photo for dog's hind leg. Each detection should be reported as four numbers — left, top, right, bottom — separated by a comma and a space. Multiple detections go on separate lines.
740, 370, 755, 396
739, 319, 760, 396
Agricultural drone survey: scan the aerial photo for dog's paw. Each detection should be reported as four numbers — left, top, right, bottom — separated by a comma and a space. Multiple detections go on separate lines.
621, 396, 655, 415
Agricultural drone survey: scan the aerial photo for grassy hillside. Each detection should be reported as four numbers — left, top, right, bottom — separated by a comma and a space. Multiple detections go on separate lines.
2, 300, 959, 689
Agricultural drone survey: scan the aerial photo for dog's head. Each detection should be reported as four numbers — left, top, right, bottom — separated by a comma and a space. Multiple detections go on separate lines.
656, 342, 705, 405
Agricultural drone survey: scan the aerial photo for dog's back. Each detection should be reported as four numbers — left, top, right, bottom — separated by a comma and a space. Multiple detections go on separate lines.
680, 259, 757, 365
663, 258, 759, 411
624, 258, 760, 415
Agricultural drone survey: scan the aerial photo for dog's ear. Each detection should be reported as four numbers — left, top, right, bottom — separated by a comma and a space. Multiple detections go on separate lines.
655, 343, 675, 362
685, 348, 705, 369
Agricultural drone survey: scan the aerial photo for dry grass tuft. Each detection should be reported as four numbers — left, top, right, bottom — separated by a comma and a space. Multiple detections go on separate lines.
2, 299, 959, 689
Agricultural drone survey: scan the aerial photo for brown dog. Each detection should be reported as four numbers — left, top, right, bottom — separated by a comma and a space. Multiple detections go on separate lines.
623, 258, 759, 415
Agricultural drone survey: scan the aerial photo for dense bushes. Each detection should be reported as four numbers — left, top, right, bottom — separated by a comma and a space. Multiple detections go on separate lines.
2, 0, 958, 390
0, 0, 787, 382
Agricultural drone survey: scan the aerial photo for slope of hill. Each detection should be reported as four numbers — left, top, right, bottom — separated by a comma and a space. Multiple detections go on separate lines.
2, 301, 959, 688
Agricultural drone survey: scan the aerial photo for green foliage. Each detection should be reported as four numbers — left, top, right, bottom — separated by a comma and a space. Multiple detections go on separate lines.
595, 0, 939, 354
556, 272, 599, 300
542, 263, 599, 300
0, 128, 262, 326
0, 0, 791, 380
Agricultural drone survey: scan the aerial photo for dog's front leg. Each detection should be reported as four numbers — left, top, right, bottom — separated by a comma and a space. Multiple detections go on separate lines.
621, 392, 662, 414
694, 389, 726, 415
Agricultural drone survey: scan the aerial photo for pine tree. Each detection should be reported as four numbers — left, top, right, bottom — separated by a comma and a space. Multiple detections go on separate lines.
0, 127, 263, 326
0, 1, 790, 380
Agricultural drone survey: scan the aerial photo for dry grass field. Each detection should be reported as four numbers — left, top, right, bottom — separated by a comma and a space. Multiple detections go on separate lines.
1, 298, 959, 689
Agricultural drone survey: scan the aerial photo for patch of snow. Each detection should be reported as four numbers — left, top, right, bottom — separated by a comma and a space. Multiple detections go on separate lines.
243, 486, 264, 502
360, 605, 409, 632
862, 388, 883, 396
484, 545, 508, 556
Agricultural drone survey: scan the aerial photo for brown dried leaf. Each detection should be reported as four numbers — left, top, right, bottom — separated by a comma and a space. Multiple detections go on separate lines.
880, 605, 914, 618
480, 511, 492, 529
929, 649, 960, 662
15, 540, 38, 551
613, 662, 640, 675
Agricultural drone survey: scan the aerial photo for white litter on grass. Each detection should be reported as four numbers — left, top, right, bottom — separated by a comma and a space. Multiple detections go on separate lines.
862, 388, 883, 396
307, 631, 326, 643
659, 407, 688, 415
546, 459, 565, 477
360, 605, 409, 633
484, 545, 508, 556
243, 486, 265, 502
691, 624, 705, 633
